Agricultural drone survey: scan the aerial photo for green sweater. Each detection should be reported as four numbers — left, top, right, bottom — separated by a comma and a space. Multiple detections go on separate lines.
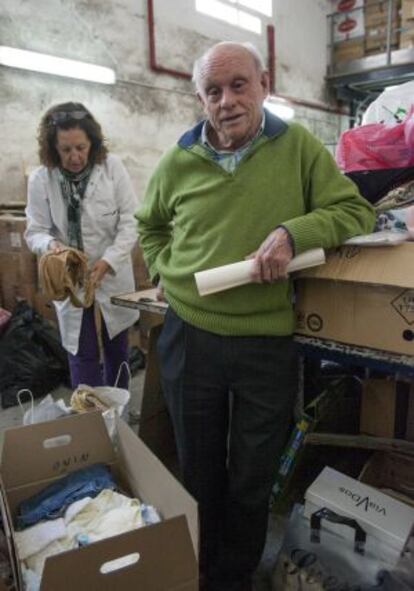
136, 112, 375, 336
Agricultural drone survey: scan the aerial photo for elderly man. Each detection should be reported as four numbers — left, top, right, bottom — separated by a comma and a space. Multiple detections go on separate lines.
136, 42, 375, 591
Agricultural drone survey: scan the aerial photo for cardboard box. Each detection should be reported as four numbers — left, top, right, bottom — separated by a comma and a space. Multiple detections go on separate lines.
402, 0, 414, 21
304, 466, 414, 555
0, 412, 198, 590
0, 252, 38, 312
400, 29, 414, 48
295, 243, 414, 355
365, 27, 399, 52
0, 215, 31, 255
333, 38, 365, 62
359, 451, 414, 507
360, 379, 410, 438
332, 10, 365, 42
0, 214, 39, 312
331, 0, 364, 12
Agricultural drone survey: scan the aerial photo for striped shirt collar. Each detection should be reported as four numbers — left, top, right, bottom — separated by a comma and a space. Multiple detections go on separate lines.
200, 112, 266, 155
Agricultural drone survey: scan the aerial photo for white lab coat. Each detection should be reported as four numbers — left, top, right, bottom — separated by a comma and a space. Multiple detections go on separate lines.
25, 154, 140, 354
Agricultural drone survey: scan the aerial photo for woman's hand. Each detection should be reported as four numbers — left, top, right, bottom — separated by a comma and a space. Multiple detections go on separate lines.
49, 240, 65, 253
247, 227, 293, 283
90, 259, 111, 288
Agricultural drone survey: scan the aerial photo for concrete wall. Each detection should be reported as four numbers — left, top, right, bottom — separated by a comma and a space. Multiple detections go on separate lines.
0, 0, 345, 204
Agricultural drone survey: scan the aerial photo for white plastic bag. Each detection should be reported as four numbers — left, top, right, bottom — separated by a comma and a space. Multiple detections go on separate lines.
362, 80, 414, 126
17, 389, 71, 425
272, 504, 405, 590
71, 362, 131, 438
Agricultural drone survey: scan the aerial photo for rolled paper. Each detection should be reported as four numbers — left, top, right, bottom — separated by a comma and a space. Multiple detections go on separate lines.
195, 247, 325, 296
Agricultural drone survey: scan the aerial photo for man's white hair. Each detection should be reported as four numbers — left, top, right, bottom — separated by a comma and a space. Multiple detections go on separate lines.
192, 42, 266, 92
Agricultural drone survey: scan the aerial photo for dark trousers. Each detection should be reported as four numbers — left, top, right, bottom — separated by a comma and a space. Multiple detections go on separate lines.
67, 306, 129, 389
157, 308, 298, 591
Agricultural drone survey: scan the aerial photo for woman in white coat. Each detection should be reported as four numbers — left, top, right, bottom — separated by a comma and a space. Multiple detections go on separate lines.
25, 102, 139, 389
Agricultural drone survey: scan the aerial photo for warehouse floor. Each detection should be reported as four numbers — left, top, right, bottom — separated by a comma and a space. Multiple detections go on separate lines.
0, 368, 287, 591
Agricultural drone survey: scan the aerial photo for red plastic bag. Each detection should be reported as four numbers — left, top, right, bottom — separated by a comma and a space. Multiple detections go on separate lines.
336, 107, 414, 172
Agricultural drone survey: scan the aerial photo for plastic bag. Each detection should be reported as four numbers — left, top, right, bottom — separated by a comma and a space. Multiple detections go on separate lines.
70, 361, 131, 438
17, 390, 71, 425
0, 302, 69, 408
336, 107, 414, 172
272, 504, 408, 590
362, 80, 414, 126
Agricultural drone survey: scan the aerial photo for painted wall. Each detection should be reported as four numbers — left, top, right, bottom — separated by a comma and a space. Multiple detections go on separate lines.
0, 0, 343, 204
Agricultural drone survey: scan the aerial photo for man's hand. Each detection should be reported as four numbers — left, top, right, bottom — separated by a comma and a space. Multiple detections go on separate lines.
49, 240, 65, 253
247, 227, 293, 283
90, 259, 111, 288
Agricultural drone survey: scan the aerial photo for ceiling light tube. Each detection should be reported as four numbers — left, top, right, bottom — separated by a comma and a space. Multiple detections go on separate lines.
0, 46, 116, 85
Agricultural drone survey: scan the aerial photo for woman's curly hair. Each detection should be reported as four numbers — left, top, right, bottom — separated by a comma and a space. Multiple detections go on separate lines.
37, 102, 108, 168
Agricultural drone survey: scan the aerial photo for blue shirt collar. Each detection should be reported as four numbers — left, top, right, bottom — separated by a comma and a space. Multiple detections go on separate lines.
178, 108, 288, 149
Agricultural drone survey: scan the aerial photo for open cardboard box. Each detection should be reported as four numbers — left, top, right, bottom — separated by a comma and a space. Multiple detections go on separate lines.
295, 243, 414, 355
0, 412, 198, 591
359, 451, 414, 508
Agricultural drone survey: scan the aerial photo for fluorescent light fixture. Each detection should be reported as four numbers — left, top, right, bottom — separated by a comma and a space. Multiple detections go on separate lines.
264, 96, 295, 121
0, 46, 116, 84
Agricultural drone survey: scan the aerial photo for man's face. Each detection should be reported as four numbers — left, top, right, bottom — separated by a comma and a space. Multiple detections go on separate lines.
196, 46, 269, 151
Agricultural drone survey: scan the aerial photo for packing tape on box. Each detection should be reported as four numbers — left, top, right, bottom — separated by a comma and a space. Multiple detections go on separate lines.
195, 247, 325, 296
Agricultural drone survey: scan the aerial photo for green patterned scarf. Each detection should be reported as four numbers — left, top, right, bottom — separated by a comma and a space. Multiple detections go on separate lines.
58, 165, 92, 250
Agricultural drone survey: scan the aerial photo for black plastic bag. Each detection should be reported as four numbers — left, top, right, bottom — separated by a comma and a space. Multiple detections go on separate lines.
0, 301, 69, 408
346, 166, 414, 205
128, 345, 146, 375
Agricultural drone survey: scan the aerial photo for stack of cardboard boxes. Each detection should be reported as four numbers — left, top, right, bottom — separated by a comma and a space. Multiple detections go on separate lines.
401, 0, 414, 47
364, 0, 400, 54
0, 212, 57, 322
331, 0, 414, 65
331, 0, 366, 63
0, 212, 152, 331
0, 213, 38, 312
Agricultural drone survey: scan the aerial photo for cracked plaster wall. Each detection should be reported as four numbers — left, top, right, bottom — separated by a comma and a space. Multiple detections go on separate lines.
0, 0, 345, 204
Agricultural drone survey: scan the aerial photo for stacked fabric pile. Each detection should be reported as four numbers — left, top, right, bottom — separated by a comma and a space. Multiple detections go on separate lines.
14, 464, 160, 591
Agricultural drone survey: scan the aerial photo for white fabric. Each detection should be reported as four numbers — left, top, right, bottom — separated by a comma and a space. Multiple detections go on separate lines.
22, 565, 41, 591
25, 154, 140, 354
15, 518, 66, 560
24, 489, 146, 578
63, 496, 92, 524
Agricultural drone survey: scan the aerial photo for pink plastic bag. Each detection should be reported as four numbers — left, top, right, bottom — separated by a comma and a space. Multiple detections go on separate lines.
336, 107, 414, 172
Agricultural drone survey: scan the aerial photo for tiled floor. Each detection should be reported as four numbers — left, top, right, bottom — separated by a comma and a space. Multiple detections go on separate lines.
0, 368, 285, 591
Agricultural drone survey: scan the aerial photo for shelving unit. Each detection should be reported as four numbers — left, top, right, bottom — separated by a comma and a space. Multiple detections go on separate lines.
327, 0, 414, 116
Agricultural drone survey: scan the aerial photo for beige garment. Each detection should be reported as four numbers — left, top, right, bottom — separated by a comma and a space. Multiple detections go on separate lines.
38, 247, 94, 308
70, 385, 109, 413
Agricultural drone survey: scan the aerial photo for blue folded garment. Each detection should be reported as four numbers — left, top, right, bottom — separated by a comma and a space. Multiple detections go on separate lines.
16, 463, 115, 530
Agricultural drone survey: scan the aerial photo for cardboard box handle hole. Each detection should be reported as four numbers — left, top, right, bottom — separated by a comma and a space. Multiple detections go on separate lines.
100, 552, 140, 574
43, 434, 72, 448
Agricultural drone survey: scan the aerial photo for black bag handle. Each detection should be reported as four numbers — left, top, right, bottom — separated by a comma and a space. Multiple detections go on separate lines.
310, 507, 367, 555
